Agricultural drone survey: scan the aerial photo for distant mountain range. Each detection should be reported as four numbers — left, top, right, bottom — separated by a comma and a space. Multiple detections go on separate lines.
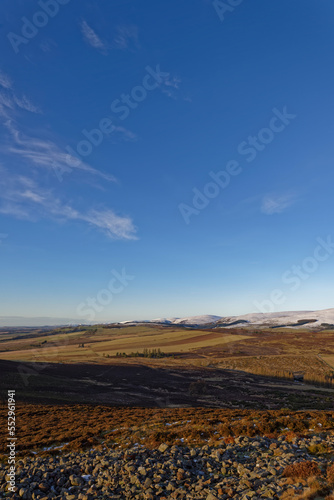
120, 308, 334, 329
1, 308, 334, 329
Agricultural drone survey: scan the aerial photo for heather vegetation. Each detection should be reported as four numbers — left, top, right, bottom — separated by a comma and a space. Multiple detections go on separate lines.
1, 405, 334, 456
2, 405, 334, 498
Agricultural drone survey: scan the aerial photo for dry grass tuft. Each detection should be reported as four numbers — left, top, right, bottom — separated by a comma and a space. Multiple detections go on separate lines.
283, 461, 321, 479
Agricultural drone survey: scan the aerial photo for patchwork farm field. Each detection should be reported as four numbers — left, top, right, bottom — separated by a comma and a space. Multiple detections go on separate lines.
1, 324, 334, 409
0, 324, 252, 363
1, 324, 334, 375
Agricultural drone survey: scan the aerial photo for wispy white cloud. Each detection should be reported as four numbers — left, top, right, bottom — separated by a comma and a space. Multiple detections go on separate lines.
0, 203, 31, 219
0, 91, 14, 112
113, 25, 139, 50
13, 95, 41, 114
0, 69, 40, 118
261, 193, 297, 215
160, 75, 182, 99
0, 71, 116, 183
163, 76, 181, 89
158, 74, 190, 102
112, 126, 137, 141
0, 175, 137, 240
0, 72, 137, 241
82, 209, 137, 240
20, 189, 46, 204
80, 20, 106, 51
0, 71, 12, 89
221, 192, 300, 219
3, 120, 116, 182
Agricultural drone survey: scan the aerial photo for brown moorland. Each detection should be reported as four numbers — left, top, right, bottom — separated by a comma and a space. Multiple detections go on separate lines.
1, 404, 334, 457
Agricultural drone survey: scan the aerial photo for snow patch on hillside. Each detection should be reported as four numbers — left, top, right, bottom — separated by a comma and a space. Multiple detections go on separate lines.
172, 315, 222, 325
120, 309, 334, 329
218, 309, 334, 328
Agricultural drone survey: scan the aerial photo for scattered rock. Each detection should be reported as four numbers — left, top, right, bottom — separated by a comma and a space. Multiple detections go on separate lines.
206, 493, 219, 500
158, 443, 169, 453
2, 433, 334, 499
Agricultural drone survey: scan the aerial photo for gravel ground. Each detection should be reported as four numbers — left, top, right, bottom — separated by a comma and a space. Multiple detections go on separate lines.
2, 433, 334, 499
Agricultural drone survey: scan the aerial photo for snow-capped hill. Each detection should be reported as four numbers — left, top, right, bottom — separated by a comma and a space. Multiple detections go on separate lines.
172, 315, 222, 325
150, 318, 178, 324
216, 309, 334, 329
120, 309, 334, 329
149, 315, 222, 326
118, 315, 222, 326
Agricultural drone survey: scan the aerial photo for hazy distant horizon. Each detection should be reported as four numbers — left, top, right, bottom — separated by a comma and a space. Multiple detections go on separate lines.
2, 306, 334, 328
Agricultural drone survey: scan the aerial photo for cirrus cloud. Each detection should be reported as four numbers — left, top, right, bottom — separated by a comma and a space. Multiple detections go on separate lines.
80, 20, 106, 52
0, 174, 137, 240
0, 71, 12, 89
261, 193, 298, 215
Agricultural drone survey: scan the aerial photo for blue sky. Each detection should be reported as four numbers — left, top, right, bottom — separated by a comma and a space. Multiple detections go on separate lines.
1, 0, 334, 323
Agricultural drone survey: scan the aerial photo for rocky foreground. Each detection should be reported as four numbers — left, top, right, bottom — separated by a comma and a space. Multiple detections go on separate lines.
2, 433, 334, 499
